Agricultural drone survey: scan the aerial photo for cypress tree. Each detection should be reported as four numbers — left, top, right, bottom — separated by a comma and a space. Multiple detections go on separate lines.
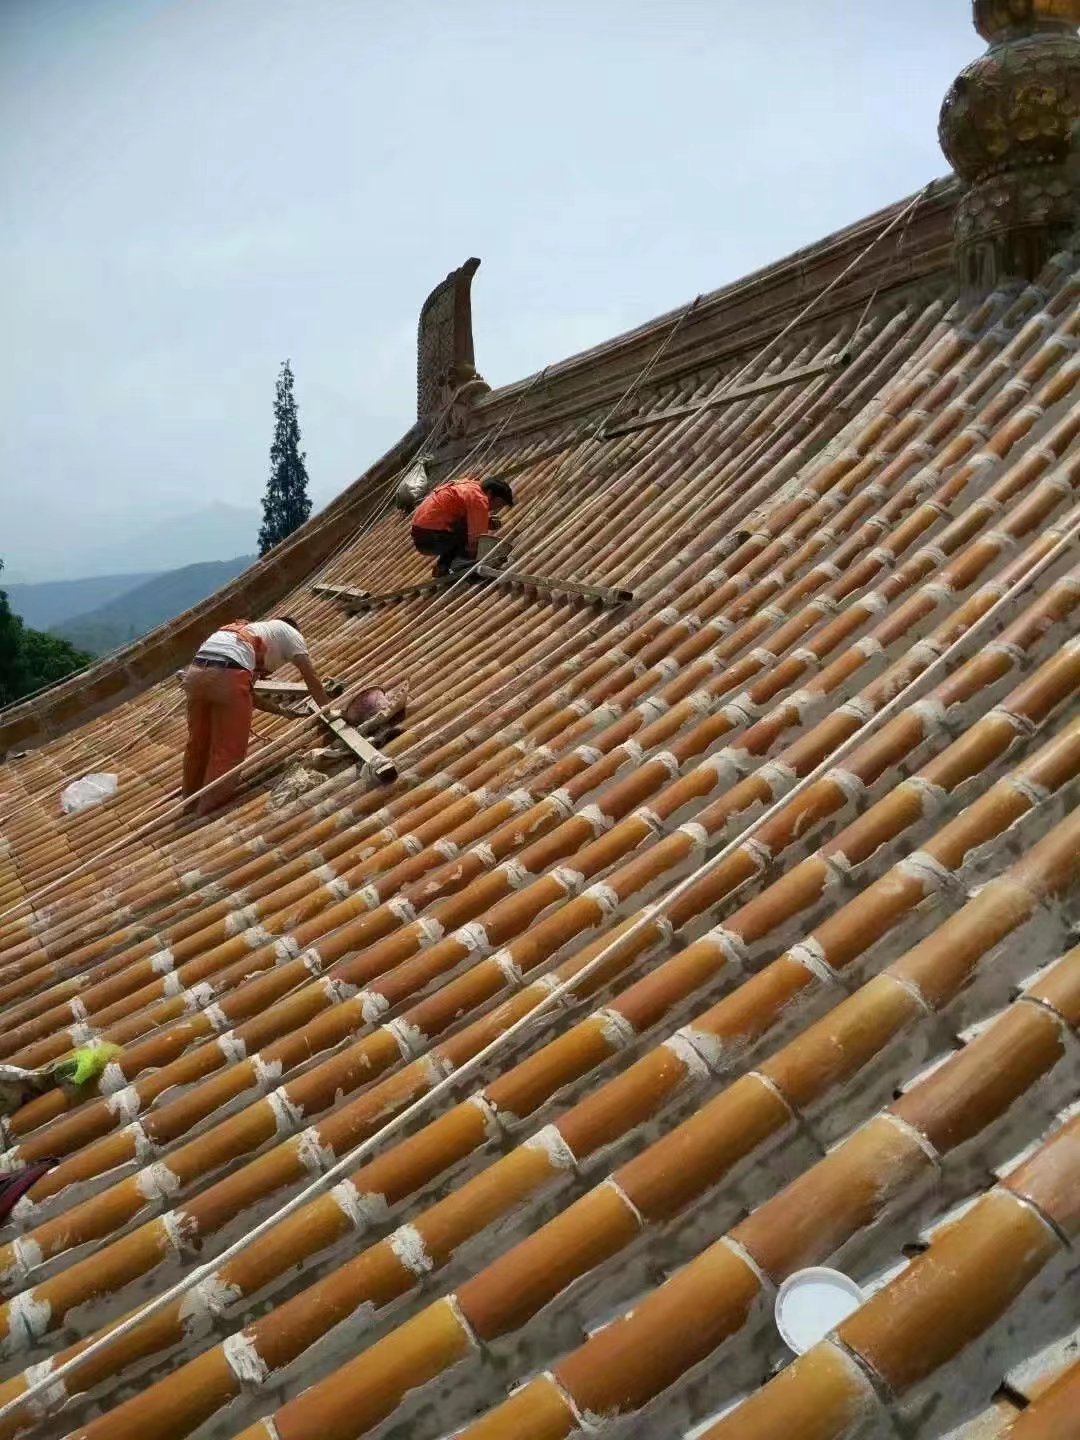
258, 360, 312, 555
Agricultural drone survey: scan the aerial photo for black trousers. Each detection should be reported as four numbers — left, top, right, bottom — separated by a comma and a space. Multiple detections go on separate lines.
411, 519, 469, 574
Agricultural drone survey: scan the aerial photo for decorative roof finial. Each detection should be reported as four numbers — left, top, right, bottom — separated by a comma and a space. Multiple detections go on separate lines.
939, 1, 1080, 290
416, 258, 490, 436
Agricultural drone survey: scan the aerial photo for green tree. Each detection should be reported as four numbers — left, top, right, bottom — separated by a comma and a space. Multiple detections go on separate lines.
258, 359, 312, 555
0, 561, 93, 708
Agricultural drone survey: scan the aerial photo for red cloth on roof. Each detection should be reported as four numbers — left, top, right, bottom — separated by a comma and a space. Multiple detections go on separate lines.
412, 478, 491, 551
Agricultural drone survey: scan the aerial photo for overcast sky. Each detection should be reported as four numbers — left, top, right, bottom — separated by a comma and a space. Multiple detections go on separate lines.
1, 0, 976, 578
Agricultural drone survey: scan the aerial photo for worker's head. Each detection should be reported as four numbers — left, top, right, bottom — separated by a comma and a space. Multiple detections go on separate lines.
277, 615, 303, 635
481, 475, 514, 513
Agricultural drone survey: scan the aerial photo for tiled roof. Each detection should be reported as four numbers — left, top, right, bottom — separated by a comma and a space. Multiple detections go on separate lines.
1, 186, 1079, 1440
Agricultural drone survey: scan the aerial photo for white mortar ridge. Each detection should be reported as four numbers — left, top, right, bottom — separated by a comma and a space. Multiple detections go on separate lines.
455, 921, 491, 953
620, 738, 645, 764
9, 1235, 42, 1284
911, 697, 949, 734
741, 837, 772, 869
470, 842, 497, 869
321, 976, 356, 1005
399, 833, 424, 856
266, 1088, 304, 1138
387, 896, 417, 923
987, 705, 1037, 737
105, 1085, 142, 1122
898, 850, 957, 892
467, 1092, 504, 1143
252, 1055, 284, 1091
224, 904, 259, 937
21, 1359, 65, 1420
904, 776, 950, 816
243, 925, 273, 951
916, 544, 949, 568
294, 1127, 336, 1177
758, 760, 798, 796
433, 837, 460, 860
415, 916, 446, 945
500, 858, 533, 890
179, 1271, 243, 1330
789, 939, 837, 985
596, 1008, 637, 1050
215, 1026, 246, 1061
602, 1176, 647, 1230
493, 950, 524, 986
551, 867, 586, 896
389, 1224, 435, 1277
98, 1059, 129, 1095
663, 1031, 712, 1082
149, 948, 174, 975
637, 696, 669, 721
223, 1330, 270, 1387
578, 803, 614, 834
6, 1291, 51, 1352
357, 989, 390, 1024
584, 883, 620, 917
313, 863, 338, 884
125, 1120, 157, 1164
838, 696, 875, 723
549, 788, 576, 817
273, 935, 301, 961
675, 1024, 735, 1075
678, 822, 709, 850
1009, 774, 1051, 805
879, 1110, 942, 1165
387, 1017, 429, 1059
160, 1209, 196, 1259
330, 1179, 377, 1231
651, 750, 681, 776
826, 767, 868, 804
525, 1124, 579, 1172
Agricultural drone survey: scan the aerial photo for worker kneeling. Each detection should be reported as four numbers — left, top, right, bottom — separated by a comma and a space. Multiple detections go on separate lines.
182, 617, 330, 816
411, 473, 514, 576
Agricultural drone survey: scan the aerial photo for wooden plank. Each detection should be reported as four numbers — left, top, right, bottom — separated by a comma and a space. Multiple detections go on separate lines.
314, 577, 452, 612
478, 566, 634, 608
602, 352, 851, 439
312, 582, 370, 601
308, 703, 397, 783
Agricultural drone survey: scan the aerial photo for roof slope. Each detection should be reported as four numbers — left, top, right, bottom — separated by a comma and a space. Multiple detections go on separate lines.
0, 191, 1079, 1440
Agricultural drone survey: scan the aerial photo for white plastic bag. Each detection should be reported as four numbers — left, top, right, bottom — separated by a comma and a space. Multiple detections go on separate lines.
393, 457, 432, 514
60, 772, 118, 815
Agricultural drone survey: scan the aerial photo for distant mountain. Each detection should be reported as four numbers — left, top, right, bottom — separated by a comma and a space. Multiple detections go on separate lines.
6, 571, 159, 631
52, 555, 256, 657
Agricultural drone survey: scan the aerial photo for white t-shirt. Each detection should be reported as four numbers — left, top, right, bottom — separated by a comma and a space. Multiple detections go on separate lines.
198, 620, 308, 675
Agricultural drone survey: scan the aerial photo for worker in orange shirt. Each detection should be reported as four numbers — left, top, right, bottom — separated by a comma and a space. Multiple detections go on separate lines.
181, 616, 331, 816
411, 474, 514, 575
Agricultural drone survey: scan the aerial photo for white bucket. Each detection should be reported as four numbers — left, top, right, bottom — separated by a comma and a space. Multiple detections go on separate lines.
774, 1267, 865, 1354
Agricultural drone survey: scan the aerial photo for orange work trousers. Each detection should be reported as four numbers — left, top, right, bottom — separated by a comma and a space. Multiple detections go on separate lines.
182, 664, 253, 815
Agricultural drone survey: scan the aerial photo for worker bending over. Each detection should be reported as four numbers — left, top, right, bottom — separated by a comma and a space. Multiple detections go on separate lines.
182, 616, 330, 816
411, 474, 514, 575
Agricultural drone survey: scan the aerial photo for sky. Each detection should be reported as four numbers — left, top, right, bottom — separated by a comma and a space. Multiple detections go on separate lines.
1, 0, 977, 579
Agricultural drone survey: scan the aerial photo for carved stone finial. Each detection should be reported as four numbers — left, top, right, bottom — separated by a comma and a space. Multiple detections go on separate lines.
939, 1, 1080, 290
416, 257, 490, 435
